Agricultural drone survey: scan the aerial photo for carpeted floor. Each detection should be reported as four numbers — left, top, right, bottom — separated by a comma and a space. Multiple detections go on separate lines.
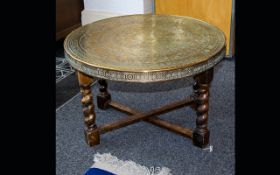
56, 59, 235, 175
56, 39, 81, 108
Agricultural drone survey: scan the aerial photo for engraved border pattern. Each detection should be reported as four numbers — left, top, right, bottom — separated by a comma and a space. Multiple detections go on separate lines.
65, 48, 225, 83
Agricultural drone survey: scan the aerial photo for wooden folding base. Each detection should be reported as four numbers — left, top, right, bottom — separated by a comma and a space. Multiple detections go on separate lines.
102, 99, 194, 138
77, 69, 213, 149
94, 96, 200, 147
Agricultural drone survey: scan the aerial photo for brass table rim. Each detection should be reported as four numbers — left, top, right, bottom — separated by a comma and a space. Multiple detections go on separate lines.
65, 48, 225, 73
65, 49, 225, 83
64, 14, 226, 82
65, 46, 225, 73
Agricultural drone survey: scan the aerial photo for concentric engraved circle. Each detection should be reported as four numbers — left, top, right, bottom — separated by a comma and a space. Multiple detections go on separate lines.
64, 14, 226, 82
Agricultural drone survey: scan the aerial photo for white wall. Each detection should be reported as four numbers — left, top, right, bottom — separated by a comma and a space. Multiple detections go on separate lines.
82, 0, 154, 25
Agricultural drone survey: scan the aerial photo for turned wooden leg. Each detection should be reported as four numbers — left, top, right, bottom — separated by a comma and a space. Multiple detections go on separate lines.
77, 71, 100, 146
192, 68, 213, 148
97, 79, 111, 109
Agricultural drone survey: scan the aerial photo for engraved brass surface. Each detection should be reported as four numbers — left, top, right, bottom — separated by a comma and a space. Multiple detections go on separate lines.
64, 14, 226, 82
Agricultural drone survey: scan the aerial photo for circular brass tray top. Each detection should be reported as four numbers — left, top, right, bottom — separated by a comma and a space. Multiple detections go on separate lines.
64, 14, 226, 82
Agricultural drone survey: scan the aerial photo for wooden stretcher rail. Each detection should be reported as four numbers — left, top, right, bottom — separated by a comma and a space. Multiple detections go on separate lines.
97, 97, 194, 138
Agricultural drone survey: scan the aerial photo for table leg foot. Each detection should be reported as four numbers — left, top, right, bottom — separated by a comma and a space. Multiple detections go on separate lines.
85, 128, 100, 146
97, 79, 111, 109
193, 129, 210, 148
192, 68, 213, 148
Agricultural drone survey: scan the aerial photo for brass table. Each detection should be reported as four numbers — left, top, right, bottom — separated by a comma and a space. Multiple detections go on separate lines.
64, 14, 226, 148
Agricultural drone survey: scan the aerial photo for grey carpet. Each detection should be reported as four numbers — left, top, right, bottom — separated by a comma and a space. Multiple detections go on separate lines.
56, 59, 235, 175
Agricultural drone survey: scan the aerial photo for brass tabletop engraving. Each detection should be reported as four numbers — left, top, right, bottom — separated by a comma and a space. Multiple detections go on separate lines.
64, 14, 226, 82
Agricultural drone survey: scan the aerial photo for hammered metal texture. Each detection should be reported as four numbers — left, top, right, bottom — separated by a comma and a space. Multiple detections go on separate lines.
64, 14, 226, 82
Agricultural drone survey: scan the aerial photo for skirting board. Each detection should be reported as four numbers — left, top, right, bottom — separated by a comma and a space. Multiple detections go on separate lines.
81, 10, 126, 25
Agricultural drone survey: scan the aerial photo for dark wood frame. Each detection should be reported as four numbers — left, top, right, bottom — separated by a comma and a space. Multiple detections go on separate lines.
77, 68, 214, 148
56, 0, 84, 41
